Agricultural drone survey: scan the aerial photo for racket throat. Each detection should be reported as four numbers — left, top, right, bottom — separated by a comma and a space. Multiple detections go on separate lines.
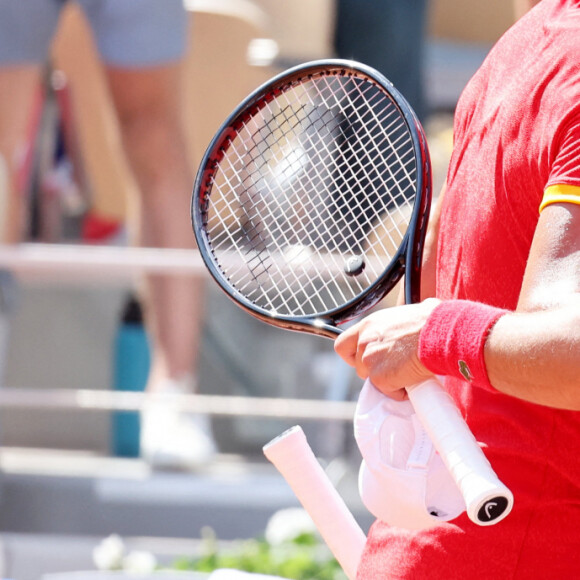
275, 317, 339, 340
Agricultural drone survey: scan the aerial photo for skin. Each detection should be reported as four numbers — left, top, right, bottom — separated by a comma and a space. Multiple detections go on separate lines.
0, 66, 40, 243
106, 66, 205, 391
335, 186, 580, 411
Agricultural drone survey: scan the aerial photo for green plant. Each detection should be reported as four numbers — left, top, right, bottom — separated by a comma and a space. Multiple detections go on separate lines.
172, 528, 346, 580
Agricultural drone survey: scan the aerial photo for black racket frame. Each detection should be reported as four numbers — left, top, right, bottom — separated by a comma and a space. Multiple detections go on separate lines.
192, 60, 432, 339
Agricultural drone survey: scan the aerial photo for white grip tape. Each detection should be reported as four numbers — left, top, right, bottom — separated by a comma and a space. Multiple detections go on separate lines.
263, 426, 366, 580
407, 379, 514, 526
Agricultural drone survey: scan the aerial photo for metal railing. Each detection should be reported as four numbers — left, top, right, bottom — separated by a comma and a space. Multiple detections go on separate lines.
0, 243, 355, 423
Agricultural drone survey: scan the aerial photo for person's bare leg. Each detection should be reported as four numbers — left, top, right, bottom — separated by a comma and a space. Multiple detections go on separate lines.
105, 63, 205, 393
0, 66, 42, 243
105, 63, 214, 467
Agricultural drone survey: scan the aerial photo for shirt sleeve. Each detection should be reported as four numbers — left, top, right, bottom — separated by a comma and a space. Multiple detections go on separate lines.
539, 183, 580, 213
541, 110, 580, 212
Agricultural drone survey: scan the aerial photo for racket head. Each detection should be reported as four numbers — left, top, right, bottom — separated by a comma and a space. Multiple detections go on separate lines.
192, 60, 431, 338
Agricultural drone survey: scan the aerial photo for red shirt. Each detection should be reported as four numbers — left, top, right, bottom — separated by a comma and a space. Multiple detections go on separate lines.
358, 2, 580, 578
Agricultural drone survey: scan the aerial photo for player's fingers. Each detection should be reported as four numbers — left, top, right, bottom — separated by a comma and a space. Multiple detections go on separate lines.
357, 339, 387, 383
335, 320, 384, 371
334, 323, 364, 365
353, 342, 370, 380
354, 329, 393, 381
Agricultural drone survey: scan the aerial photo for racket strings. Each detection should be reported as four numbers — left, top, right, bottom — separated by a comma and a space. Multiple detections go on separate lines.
223, 149, 353, 315
318, 77, 415, 209
275, 79, 415, 260
212, 122, 408, 312
242, 98, 371, 314
216, 102, 359, 314
306, 75, 416, 257
202, 71, 418, 316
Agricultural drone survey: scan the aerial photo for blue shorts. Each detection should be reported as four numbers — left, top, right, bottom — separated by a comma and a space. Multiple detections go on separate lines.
0, 0, 188, 68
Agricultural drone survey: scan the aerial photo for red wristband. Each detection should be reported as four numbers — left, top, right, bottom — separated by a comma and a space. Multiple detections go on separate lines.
418, 300, 508, 392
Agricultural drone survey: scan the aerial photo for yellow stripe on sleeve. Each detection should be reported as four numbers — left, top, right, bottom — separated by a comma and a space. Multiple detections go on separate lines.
539, 184, 580, 213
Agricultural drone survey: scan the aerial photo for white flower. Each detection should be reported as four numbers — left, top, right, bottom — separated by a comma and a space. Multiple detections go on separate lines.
265, 508, 318, 546
93, 534, 126, 571
122, 550, 157, 574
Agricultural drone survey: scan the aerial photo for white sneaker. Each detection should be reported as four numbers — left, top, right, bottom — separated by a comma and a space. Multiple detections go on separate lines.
140, 376, 217, 470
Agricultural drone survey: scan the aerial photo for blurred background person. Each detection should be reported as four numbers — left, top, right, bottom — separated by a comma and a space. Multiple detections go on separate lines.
333, 0, 429, 121
0, 0, 215, 468
513, 0, 543, 19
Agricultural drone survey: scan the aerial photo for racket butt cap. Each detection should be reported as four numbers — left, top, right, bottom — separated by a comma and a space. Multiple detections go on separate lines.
467, 486, 514, 526
263, 425, 305, 462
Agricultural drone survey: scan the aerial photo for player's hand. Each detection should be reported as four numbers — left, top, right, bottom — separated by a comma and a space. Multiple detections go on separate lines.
334, 298, 440, 399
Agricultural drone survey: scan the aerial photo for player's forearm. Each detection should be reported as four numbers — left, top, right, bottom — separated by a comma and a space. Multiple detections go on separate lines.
480, 204, 580, 409
485, 304, 580, 410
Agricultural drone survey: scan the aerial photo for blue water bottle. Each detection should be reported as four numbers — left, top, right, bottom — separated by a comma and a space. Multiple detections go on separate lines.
111, 294, 151, 457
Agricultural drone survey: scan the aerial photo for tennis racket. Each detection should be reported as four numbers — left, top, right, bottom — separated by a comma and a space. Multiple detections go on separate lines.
192, 60, 513, 540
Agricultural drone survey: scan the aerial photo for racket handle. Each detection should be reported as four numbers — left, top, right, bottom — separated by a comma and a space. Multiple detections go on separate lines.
263, 426, 366, 580
407, 378, 514, 526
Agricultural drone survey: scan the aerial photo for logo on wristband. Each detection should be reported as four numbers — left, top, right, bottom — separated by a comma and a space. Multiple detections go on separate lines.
458, 360, 473, 382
